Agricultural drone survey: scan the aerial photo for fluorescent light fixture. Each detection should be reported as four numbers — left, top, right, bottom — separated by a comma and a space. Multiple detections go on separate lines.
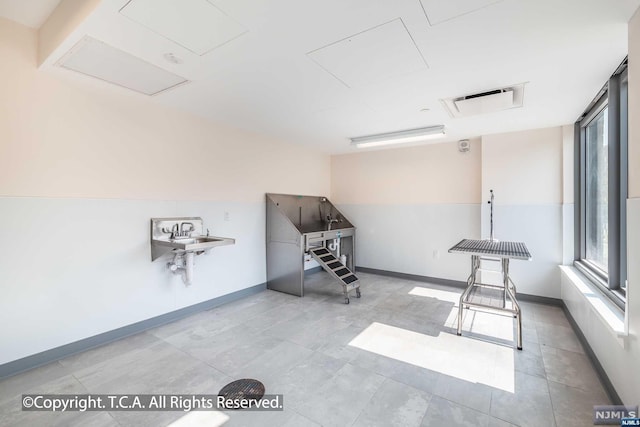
350, 125, 445, 148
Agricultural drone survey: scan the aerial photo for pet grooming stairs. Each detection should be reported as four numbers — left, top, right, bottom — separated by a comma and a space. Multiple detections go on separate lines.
309, 247, 361, 304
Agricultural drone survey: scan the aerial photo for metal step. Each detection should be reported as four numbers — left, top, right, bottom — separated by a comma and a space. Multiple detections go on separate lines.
309, 247, 361, 304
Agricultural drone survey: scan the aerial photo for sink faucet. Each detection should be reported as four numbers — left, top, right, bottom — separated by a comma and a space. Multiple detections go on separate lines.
179, 222, 194, 238
163, 222, 194, 239
326, 215, 340, 231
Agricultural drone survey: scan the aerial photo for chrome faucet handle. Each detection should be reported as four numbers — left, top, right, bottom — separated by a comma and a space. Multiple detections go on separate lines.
206, 228, 210, 237
180, 222, 195, 235
164, 223, 178, 239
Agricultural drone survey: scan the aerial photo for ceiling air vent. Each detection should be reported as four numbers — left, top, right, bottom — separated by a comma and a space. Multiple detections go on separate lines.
441, 83, 526, 118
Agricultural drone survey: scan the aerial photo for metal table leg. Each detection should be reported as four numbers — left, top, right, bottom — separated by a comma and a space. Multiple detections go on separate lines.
457, 255, 523, 350
457, 255, 480, 336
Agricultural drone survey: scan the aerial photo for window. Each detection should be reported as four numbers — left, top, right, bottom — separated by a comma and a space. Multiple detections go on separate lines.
584, 106, 608, 272
575, 59, 627, 308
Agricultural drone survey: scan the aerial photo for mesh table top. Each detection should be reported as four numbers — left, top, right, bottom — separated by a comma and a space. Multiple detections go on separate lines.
448, 239, 532, 260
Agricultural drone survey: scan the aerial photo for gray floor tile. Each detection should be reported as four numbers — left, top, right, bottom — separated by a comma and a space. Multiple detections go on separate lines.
350, 350, 441, 395
161, 322, 271, 366
267, 315, 352, 351
240, 302, 306, 333
74, 340, 226, 394
294, 362, 385, 427
352, 378, 431, 427
490, 371, 556, 427
541, 345, 603, 391
316, 324, 369, 362
528, 304, 571, 328
203, 333, 284, 375
109, 409, 184, 427
548, 380, 610, 427
521, 325, 539, 344
421, 396, 516, 427
432, 374, 493, 414
58, 331, 162, 372
0, 362, 71, 405
278, 351, 347, 409
148, 307, 241, 341
536, 323, 585, 354
514, 340, 546, 378
374, 293, 415, 311
0, 374, 118, 427
228, 340, 314, 388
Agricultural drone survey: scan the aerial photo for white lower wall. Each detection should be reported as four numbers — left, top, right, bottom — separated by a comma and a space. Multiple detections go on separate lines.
337, 202, 562, 298
481, 204, 564, 298
336, 204, 480, 282
0, 196, 268, 364
562, 203, 575, 265
562, 197, 640, 405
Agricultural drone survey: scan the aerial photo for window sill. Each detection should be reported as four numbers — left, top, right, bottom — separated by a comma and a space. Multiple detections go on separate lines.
559, 265, 627, 339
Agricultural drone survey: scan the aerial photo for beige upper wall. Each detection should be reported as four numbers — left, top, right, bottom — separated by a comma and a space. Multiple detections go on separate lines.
630, 8, 640, 198
331, 139, 482, 205
38, 0, 101, 66
482, 126, 563, 205
0, 18, 329, 203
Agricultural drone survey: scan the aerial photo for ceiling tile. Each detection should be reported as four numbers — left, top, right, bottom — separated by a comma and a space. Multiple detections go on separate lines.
120, 0, 247, 55
307, 19, 428, 88
420, 0, 503, 26
58, 36, 189, 96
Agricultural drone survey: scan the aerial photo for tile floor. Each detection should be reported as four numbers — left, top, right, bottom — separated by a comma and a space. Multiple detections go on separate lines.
0, 272, 611, 426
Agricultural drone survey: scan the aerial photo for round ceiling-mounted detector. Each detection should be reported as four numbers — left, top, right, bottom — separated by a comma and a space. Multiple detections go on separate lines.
458, 139, 470, 152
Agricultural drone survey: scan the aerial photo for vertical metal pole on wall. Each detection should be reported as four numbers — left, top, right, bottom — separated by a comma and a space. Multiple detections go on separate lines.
489, 190, 495, 242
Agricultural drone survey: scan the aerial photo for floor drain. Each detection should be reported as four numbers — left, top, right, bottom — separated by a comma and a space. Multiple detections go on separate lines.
218, 379, 265, 409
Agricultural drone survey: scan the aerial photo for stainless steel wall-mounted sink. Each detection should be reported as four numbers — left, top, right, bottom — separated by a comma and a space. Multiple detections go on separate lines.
150, 217, 235, 261
153, 236, 235, 252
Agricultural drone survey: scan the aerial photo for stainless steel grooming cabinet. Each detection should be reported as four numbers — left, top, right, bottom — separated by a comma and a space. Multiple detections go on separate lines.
266, 193, 356, 297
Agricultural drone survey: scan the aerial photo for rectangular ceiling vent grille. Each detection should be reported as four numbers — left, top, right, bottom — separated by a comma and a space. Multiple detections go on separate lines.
441, 83, 525, 118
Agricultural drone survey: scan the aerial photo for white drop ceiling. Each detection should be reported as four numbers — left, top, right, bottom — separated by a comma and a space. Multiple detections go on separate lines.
307, 19, 428, 88
419, 0, 504, 26
5, 0, 640, 154
119, 0, 247, 55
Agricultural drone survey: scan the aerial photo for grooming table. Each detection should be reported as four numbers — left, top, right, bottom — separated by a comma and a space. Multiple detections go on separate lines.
448, 239, 532, 350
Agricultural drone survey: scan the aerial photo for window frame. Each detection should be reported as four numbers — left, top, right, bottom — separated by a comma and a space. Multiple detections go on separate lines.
574, 60, 627, 310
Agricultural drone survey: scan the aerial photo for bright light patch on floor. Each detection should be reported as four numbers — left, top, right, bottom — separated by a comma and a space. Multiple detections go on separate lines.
348, 322, 515, 392
167, 411, 229, 427
443, 307, 516, 342
409, 286, 461, 303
